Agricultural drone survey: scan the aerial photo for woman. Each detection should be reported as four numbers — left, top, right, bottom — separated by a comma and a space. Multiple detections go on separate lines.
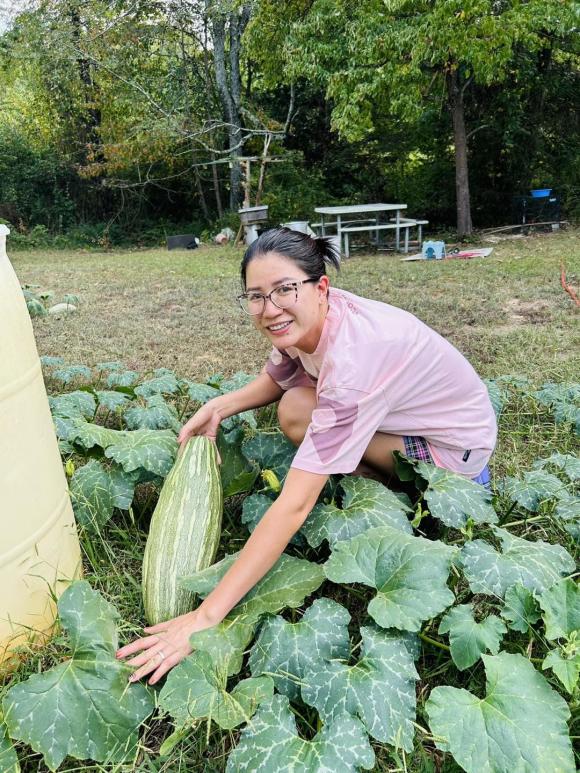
116, 227, 497, 683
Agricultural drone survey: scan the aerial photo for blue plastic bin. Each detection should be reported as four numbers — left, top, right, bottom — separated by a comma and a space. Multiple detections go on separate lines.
530, 189, 552, 198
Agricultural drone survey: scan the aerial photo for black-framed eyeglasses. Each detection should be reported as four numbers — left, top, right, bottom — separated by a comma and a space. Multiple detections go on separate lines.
237, 278, 318, 315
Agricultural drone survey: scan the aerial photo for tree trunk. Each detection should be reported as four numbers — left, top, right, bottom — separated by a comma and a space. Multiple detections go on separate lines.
206, 2, 251, 211
211, 153, 223, 219
446, 68, 472, 237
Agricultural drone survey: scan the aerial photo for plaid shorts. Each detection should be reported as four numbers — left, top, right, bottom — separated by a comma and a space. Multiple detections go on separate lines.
403, 435, 492, 491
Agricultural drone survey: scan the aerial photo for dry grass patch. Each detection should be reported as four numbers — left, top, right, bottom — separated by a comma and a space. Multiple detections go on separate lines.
10, 228, 579, 382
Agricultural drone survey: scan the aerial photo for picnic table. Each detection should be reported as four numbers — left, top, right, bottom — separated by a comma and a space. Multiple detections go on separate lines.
314, 203, 412, 257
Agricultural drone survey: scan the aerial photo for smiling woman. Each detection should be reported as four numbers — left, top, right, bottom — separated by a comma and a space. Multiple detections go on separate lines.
116, 226, 497, 684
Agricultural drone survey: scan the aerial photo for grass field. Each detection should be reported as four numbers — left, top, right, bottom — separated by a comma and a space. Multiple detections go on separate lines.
12, 229, 579, 382
3, 229, 580, 772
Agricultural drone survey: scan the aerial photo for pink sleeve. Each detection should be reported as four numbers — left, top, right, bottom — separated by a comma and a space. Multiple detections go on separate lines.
290, 386, 390, 474
264, 348, 316, 391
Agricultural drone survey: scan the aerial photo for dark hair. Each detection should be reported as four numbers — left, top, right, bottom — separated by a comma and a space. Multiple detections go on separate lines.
240, 227, 340, 289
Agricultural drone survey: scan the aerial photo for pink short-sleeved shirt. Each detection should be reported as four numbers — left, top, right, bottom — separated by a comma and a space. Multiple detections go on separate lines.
264, 288, 497, 478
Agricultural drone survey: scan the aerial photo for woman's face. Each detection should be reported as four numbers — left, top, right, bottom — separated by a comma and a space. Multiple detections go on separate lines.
244, 252, 329, 352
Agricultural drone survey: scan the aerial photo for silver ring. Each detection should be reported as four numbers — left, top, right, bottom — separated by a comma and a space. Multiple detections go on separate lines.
157, 649, 166, 661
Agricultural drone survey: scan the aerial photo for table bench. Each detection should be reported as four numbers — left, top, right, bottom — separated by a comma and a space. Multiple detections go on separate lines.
341, 221, 417, 256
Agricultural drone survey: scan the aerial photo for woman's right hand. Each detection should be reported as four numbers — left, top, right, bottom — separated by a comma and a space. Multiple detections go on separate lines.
177, 400, 223, 453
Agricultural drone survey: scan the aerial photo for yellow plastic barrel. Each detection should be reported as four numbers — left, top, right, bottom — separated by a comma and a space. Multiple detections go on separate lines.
0, 225, 82, 668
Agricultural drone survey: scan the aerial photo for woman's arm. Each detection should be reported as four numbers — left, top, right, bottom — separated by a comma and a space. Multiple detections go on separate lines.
213, 371, 284, 420
117, 466, 328, 683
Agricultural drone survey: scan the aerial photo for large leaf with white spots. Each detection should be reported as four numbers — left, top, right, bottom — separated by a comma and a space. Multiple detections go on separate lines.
2, 582, 153, 771
159, 650, 273, 729
95, 390, 132, 412
460, 527, 575, 597
68, 420, 177, 476
249, 599, 351, 700
189, 618, 258, 676
539, 579, 580, 641
555, 498, 580, 540
182, 379, 222, 404
324, 526, 457, 631
69, 459, 137, 529
483, 378, 508, 418
241, 430, 296, 482
301, 476, 411, 549
124, 394, 181, 432
182, 553, 325, 674
438, 604, 506, 670
226, 694, 375, 773
49, 390, 96, 420
0, 717, 19, 773
134, 371, 180, 398
182, 553, 325, 622
500, 584, 541, 633
501, 470, 570, 511
427, 652, 575, 773
533, 453, 580, 482
411, 460, 497, 528
52, 364, 92, 384
106, 369, 140, 388
301, 626, 418, 751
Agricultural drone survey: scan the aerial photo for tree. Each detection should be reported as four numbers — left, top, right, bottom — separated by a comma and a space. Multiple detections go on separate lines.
261, 0, 576, 236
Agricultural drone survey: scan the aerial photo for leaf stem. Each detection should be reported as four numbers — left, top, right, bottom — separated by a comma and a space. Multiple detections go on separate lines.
419, 632, 450, 652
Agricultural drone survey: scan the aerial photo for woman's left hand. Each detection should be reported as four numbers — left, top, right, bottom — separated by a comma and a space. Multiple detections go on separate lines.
115, 608, 215, 685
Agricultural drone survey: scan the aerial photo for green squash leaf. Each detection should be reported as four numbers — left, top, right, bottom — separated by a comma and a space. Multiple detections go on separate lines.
182, 553, 325, 674
249, 598, 351, 700
0, 715, 19, 773
438, 604, 506, 670
95, 361, 125, 373
41, 355, 65, 367
427, 652, 575, 773
542, 647, 580, 694
2, 581, 154, 771
460, 527, 575, 597
183, 380, 222, 404
182, 553, 325, 623
411, 460, 497, 528
189, 618, 258, 677
49, 390, 96, 420
301, 625, 418, 751
134, 372, 180, 398
124, 394, 181, 432
555, 498, 580, 540
95, 390, 132, 412
483, 378, 508, 418
70, 460, 137, 529
226, 694, 375, 773
52, 364, 92, 384
500, 583, 541, 633
242, 430, 296, 483
533, 453, 580, 482
26, 297, 46, 317
301, 476, 412, 549
217, 428, 260, 497
70, 421, 178, 476
159, 650, 273, 729
501, 470, 570, 511
324, 526, 457, 631
539, 578, 580, 641
106, 369, 140, 388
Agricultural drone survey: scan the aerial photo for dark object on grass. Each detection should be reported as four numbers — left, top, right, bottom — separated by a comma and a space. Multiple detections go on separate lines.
167, 234, 199, 250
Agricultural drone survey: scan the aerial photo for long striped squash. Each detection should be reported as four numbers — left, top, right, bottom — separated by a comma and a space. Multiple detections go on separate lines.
142, 436, 223, 624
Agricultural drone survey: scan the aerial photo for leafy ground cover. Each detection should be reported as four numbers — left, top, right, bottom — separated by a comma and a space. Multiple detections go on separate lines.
2, 231, 579, 771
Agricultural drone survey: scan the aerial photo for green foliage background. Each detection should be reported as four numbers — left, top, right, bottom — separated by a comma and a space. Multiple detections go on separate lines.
0, 0, 578, 246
